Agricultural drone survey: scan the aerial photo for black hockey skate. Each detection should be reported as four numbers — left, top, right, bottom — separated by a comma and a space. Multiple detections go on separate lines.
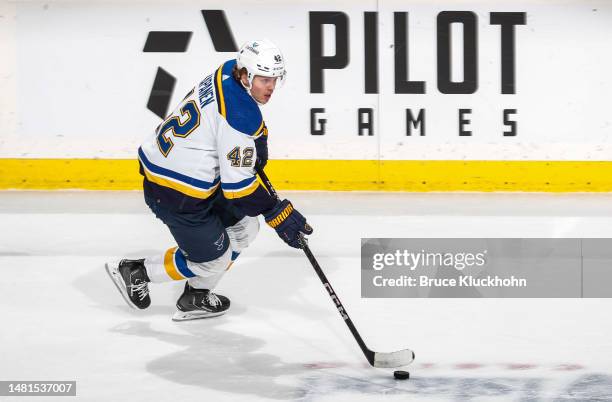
172, 282, 230, 321
105, 259, 151, 309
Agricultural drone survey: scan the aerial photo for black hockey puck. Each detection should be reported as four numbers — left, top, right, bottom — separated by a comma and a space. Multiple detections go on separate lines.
393, 370, 410, 380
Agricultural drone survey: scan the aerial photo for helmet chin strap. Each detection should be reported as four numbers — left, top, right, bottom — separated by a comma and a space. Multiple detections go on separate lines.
241, 74, 265, 106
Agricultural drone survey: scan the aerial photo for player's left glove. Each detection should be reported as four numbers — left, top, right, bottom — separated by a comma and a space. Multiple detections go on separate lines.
264, 199, 313, 248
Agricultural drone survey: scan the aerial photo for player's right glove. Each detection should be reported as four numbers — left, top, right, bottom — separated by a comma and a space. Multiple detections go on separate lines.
264, 199, 313, 248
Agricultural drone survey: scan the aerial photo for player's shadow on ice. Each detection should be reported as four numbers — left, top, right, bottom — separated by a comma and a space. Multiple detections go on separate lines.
110, 320, 309, 400
110, 320, 416, 401
76, 253, 402, 399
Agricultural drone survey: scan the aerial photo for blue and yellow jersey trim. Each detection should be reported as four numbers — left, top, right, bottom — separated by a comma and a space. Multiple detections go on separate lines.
221, 175, 260, 199
138, 148, 220, 199
164, 247, 196, 280
214, 60, 264, 137
253, 120, 266, 138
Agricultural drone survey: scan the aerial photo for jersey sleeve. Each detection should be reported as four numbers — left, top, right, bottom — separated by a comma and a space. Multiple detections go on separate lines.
218, 124, 276, 216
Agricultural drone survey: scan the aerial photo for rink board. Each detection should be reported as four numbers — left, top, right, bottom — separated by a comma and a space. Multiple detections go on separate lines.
1, 158, 612, 192
1, 1, 611, 192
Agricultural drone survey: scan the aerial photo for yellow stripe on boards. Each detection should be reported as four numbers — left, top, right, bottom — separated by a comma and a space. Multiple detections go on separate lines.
2, 158, 612, 192
265, 160, 612, 192
0, 159, 142, 190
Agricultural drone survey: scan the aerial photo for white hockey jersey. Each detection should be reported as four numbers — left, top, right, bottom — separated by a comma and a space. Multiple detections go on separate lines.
138, 60, 274, 215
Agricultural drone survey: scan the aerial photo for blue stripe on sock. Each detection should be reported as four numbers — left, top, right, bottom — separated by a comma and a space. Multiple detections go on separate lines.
174, 249, 196, 278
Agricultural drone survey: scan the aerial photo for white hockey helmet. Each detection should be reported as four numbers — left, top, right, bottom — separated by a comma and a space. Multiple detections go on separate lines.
236, 39, 287, 90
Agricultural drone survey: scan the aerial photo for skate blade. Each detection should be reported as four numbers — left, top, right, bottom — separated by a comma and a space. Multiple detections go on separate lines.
172, 310, 226, 322
105, 262, 137, 310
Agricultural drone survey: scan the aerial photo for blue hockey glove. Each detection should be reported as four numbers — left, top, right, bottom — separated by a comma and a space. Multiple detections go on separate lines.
264, 199, 313, 248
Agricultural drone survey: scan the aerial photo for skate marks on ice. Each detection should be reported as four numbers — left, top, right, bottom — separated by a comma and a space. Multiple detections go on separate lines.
67, 255, 612, 400
106, 320, 612, 402
110, 320, 310, 400
292, 362, 612, 401
297, 365, 612, 402
78, 262, 612, 400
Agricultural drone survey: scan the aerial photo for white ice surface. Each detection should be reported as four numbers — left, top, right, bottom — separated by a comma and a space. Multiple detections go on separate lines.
1, 191, 612, 401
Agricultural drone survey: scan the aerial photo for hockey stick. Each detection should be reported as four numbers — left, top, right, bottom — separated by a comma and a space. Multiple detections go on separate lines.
256, 166, 415, 368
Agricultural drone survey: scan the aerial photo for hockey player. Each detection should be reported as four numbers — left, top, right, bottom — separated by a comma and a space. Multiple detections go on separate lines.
106, 39, 313, 321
